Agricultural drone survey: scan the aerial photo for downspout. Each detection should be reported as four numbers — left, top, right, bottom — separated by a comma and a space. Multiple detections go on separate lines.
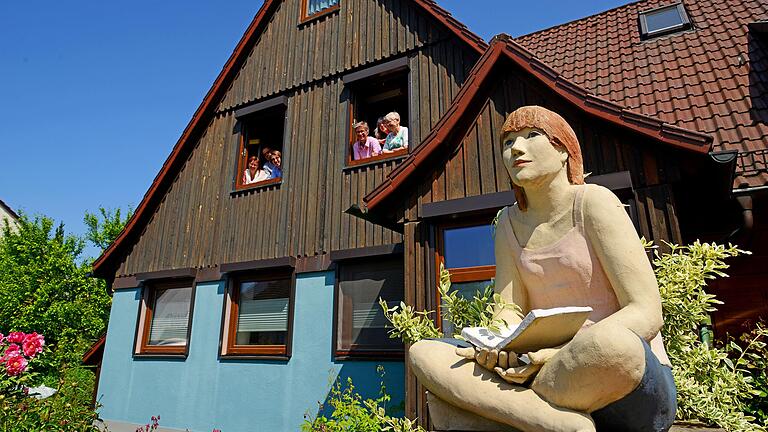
728, 194, 754, 244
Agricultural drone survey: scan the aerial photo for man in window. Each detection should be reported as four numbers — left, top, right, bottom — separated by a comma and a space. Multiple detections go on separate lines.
352, 121, 382, 160
265, 149, 282, 179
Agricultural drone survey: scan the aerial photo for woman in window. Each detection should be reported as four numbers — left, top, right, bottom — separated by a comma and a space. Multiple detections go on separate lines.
375, 117, 389, 146
382, 112, 408, 153
242, 155, 269, 185
352, 121, 382, 160
265, 149, 282, 179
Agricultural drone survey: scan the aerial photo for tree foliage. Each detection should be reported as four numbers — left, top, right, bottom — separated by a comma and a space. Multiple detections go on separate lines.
83, 206, 133, 253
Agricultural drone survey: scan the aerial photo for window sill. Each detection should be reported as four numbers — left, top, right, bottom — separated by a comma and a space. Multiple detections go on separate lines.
219, 354, 291, 362
299, 4, 340, 26
334, 349, 405, 361
133, 352, 188, 360
344, 151, 408, 171
231, 178, 282, 196
222, 345, 287, 356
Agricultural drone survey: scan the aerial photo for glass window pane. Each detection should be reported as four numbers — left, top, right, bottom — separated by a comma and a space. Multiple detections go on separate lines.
236, 279, 290, 346
440, 280, 493, 337
148, 287, 192, 346
443, 225, 495, 269
338, 258, 404, 351
307, 0, 339, 15
645, 6, 683, 33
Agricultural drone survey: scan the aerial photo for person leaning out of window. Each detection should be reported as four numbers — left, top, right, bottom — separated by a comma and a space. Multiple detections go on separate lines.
352, 121, 382, 160
242, 155, 270, 185
382, 111, 408, 154
264, 149, 282, 179
375, 117, 389, 146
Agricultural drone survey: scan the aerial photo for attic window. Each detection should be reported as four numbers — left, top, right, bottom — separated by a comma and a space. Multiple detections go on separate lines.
301, 0, 340, 22
639, 3, 691, 39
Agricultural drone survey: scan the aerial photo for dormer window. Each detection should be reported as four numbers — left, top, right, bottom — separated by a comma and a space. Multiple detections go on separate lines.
639, 3, 691, 39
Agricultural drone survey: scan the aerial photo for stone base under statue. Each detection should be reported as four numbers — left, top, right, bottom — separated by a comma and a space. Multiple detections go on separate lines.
427, 393, 724, 432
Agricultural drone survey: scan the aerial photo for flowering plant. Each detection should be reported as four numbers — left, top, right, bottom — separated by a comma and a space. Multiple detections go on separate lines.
0, 331, 45, 396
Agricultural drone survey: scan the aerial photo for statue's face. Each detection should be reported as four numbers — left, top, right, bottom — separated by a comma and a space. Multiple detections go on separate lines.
502, 127, 568, 187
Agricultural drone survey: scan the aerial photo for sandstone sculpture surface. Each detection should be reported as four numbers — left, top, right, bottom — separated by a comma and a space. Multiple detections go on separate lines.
409, 106, 677, 432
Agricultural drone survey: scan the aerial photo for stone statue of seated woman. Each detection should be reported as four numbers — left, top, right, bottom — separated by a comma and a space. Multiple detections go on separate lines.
409, 106, 676, 432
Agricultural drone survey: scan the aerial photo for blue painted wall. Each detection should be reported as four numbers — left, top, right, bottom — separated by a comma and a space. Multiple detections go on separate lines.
98, 271, 405, 432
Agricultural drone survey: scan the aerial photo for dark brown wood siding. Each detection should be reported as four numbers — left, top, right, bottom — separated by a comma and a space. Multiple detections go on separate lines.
217, 0, 456, 113
116, 1, 480, 276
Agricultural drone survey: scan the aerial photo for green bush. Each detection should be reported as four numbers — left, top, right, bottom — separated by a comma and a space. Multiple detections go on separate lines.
379, 240, 768, 432
302, 366, 425, 432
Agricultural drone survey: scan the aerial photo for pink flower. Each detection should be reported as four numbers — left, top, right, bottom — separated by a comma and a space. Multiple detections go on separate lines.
0, 333, 4, 343
4, 352, 28, 376
6, 332, 25, 344
2, 344, 20, 363
22, 333, 44, 358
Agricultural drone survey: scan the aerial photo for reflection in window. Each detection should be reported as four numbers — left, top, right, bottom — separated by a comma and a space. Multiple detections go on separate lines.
337, 257, 404, 356
639, 4, 691, 39
439, 222, 496, 335
235, 278, 291, 346
443, 224, 495, 269
136, 281, 195, 356
148, 286, 193, 346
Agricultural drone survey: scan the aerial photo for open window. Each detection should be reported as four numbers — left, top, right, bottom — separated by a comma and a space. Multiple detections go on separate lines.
436, 221, 496, 337
233, 96, 287, 191
135, 279, 195, 357
221, 269, 295, 358
333, 249, 405, 359
343, 58, 410, 167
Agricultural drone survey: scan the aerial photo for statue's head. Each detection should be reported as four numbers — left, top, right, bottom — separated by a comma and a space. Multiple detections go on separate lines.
500, 106, 584, 210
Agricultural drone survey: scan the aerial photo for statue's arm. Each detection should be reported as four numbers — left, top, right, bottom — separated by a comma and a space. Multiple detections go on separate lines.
494, 207, 527, 325
583, 184, 663, 342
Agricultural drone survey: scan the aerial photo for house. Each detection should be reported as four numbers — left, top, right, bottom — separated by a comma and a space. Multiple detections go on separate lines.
91, 0, 768, 430
0, 199, 19, 234
91, 0, 486, 430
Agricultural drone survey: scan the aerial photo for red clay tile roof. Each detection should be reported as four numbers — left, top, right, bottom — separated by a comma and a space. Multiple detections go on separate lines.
516, 0, 768, 190
364, 35, 712, 211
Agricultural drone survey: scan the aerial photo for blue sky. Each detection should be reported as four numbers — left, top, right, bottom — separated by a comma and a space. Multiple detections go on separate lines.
0, 0, 627, 258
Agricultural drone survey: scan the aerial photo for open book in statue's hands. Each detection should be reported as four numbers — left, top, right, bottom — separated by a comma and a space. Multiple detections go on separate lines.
460, 306, 593, 353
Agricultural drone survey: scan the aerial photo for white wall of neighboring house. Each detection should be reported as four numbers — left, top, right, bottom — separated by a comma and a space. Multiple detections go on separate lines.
0, 200, 19, 235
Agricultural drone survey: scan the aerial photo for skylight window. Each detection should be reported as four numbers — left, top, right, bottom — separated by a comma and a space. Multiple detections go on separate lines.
639, 3, 691, 39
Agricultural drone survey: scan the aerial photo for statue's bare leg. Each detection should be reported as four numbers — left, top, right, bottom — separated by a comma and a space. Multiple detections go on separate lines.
531, 323, 647, 413
409, 340, 596, 432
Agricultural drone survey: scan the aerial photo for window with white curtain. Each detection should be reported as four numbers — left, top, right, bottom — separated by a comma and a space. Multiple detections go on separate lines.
305, 0, 340, 19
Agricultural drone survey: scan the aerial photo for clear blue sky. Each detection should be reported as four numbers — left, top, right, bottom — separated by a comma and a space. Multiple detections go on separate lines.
0, 0, 627, 259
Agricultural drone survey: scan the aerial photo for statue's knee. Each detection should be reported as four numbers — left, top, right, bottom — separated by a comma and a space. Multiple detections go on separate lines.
570, 325, 645, 373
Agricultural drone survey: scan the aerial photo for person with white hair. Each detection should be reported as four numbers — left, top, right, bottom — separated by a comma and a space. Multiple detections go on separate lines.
381, 111, 408, 153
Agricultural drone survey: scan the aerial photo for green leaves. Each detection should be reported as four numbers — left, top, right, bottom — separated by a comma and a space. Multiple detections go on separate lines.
653, 240, 766, 431
83, 206, 133, 253
302, 368, 426, 432
379, 300, 442, 345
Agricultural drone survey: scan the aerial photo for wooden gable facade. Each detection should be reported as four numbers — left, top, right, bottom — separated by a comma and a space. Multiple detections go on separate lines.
362, 35, 719, 425
96, 0, 491, 281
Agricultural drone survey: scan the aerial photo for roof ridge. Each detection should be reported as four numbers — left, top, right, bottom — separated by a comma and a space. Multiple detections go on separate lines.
516, 0, 645, 41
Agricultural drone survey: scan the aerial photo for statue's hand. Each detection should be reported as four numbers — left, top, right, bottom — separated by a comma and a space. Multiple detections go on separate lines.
494, 363, 543, 384
492, 344, 564, 384
455, 346, 521, 370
